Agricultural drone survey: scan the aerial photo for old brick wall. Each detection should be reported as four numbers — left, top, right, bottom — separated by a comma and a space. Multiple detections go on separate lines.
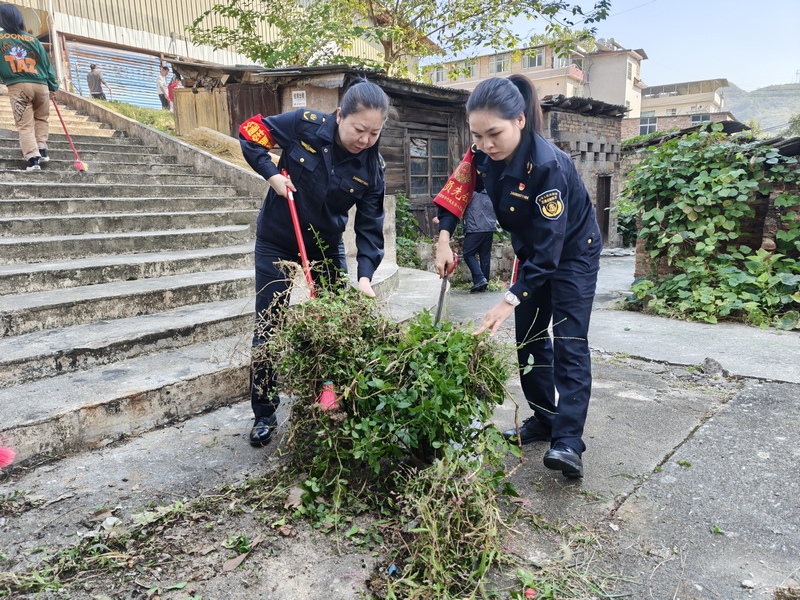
543, 109, 623, 247
622, 113, 735, 140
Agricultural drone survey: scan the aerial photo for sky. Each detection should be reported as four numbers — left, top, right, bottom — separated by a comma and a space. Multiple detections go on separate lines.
510, 0, 800, 91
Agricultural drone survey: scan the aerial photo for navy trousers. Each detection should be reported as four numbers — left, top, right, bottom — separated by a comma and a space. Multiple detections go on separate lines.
514, 244, 601, 454
462, 231, 493, 285
250, 237, 345, 419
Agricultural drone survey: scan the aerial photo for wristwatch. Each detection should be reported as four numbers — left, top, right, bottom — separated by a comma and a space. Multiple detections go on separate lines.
504, 290, 521, 307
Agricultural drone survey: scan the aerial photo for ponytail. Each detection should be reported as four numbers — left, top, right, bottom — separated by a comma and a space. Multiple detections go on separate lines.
467, 75, 543, 136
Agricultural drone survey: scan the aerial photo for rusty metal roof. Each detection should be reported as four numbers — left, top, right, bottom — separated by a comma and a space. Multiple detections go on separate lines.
540, 94, 628, 118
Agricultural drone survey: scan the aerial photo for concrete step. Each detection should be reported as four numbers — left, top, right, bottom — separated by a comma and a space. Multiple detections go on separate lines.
0, 158, 197, 174
0, 139, 149, 154
0, 297, 254, 388
0, 225, 253, 265
0, 196, 259, 218
0, 131, 136, 145
0, 181, 238, 199
0, 123, 119, 137
0, 209, 257, 237
0, 244, 254, 295
0, 112, 97, 126
0, 336, 249, 465
0, 268, 254, 338
0, 169, 214, 186
0, 148, 176, 164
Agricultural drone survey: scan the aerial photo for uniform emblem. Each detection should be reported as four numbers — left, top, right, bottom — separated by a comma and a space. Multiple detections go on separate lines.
352, 176, 368, 186
302, 110, 320, 122
526, 161, 533, 175
453, 160, 473, 184
300, 141, 317, 153
535, 189, 563, 220
519, 183, 526, 191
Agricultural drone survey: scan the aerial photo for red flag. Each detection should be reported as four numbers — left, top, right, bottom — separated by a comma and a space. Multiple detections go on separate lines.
433, 147, 477, 219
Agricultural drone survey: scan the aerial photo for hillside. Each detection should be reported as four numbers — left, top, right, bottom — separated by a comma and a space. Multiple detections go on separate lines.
720, 82, 800, 134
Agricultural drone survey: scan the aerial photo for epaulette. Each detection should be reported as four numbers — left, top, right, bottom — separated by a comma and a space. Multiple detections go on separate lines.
378, 154, 386, 170
300, 109, 326, 123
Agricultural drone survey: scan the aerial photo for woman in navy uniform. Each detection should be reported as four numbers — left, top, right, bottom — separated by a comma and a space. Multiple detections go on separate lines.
239, 79, 390, 447
435, 75, 601, 478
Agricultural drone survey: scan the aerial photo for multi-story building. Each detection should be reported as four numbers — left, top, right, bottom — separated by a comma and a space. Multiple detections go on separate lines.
426, 37, 647, 117
622, 78, 732, 139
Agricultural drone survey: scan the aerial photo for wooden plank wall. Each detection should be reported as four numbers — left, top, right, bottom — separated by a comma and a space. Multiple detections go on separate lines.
173, 88, 229, 136
226, 85, 281, 138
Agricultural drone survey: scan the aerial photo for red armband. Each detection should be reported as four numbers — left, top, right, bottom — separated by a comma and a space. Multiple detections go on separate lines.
433, 147, 477, 219
239, 114, 276, 150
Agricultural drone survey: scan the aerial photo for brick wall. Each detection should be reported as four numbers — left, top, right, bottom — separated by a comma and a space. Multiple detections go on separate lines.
622, 112, 735, 140
543, 109, 623, 247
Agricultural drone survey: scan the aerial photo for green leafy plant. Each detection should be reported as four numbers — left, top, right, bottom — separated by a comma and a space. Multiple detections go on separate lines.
623, 124, 800, 328
395, 191, 429, 269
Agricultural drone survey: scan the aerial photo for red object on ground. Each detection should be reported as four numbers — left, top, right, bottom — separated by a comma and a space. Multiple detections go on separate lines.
281, 169, 316, 298
51, 99, 87, 172
0, 446, 15, 469
524, 588, 537, 598
318, 381, 339, 411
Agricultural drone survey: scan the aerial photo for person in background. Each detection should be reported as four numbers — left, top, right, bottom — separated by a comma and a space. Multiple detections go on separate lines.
239, 79, 390, 447
167, 70, 181, 111
157, 65, 170, 110
461, 190, 496, 292
86, 63, 112, 101
434, 75, 601, 479
0, 3, 59, 171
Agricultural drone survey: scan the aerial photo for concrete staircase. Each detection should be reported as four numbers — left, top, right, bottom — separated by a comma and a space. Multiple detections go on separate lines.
0, 98, 265, 465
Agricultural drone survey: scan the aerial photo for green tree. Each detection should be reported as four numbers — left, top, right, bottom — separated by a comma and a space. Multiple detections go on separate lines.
744, 116, 765, 139
188, 0, 611, 77
785, 113, 800, 137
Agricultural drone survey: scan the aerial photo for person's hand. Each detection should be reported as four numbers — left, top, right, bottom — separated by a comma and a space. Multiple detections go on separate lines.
473, 300, 516, 337
431, 216, 440, 225
49, 91, 56, 99
357, 277, 376, 297
267, 173, 297, 198
434, 241, 455, 278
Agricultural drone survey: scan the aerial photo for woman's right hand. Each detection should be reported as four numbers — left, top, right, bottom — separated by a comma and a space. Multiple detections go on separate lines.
434, 240, 455, 278
267, 173, 297, 198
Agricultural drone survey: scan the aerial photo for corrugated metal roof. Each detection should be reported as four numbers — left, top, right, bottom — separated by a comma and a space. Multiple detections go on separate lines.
540, 94, 628, 118
67, 42, 166, 110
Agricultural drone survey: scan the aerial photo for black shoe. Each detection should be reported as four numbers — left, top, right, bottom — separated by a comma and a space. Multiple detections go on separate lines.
26, 157, 41, 171
543, 443, 583, 479
249, 414, 277, 447
502, 416, 552, 444
38, 149, 49, 163
470, 279, 489, 293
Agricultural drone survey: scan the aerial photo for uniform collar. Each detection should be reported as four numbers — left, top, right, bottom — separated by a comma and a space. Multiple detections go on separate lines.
318, 112, 337, 142
502, 131, 535, 182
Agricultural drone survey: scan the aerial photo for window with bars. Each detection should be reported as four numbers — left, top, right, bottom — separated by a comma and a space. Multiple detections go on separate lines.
522, 48, 544, 69
408, 136, 449, 197
488, 53, 510, 74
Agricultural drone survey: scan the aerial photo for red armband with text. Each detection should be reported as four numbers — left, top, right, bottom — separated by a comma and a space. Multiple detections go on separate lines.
239, 114, 276, 150
433, 147, 477, 219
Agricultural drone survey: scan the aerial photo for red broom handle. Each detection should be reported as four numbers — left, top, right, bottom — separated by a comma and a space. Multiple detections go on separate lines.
282, 169, 315, 298
51, 99, 81, 163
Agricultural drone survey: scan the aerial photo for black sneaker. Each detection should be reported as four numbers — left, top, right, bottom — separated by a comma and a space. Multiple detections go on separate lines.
26, 157, 41, 171
470, 278, 489, 293
38, 149, 49, 163
543, 443, 584, 479
502, 416, 552, 444
249, 414, 278, 447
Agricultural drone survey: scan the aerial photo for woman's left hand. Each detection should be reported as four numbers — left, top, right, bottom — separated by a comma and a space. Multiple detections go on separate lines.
473, 299, 515, 337
358, 277, 376, 297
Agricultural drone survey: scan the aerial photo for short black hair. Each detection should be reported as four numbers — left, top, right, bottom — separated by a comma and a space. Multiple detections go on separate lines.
0, 4, 26, 35
90, 64, 98, 70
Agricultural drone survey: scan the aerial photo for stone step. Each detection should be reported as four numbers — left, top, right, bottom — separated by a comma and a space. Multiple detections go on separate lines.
0, 169, 214, 185
0, 158, 196, 174
0, 225, 253, 265
0, 244, 254, 295
0, 139, 150, 154
0, 268, 254, 338
0, 131, 137, 145
0, 148, 177, 164
0, 297, 254, 388
0, 123, 119, 137
0, 181, 237, 199
0, 112, 97, 126
0, 209, 257, 237
0, 336, 250, 465
0, 196, 259, 218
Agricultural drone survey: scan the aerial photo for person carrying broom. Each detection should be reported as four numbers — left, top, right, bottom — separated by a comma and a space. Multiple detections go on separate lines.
239, 78, 391, 447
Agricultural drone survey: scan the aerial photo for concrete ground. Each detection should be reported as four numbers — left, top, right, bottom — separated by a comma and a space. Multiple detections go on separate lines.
1, 255, 798, 599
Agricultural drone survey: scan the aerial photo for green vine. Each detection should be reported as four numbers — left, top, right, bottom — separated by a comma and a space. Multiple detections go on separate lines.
623, 124, 800, 329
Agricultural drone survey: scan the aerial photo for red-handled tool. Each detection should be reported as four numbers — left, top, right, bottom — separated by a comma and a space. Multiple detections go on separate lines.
51, 98, 87, 172
281, 169, 315, 298
434, 253, 458, 326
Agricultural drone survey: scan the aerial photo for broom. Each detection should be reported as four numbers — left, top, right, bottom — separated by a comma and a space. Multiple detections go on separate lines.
281, 169, 315, 298
51, 99, 87, 172
0, 446, 14, 470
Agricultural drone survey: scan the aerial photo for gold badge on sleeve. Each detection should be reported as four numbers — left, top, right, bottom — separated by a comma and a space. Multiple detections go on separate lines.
535, 189, 564, 220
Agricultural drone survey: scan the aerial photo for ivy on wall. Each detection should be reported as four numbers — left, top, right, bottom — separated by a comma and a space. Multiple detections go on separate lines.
623, 124, 800, 329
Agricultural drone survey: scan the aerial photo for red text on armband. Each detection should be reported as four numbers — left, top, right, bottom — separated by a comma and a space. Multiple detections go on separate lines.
239, 115, 276, 150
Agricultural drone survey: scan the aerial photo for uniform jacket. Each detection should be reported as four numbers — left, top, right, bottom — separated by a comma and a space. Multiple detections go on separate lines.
239, 109, 385, 280
439, 132, 600, 302
0, 29, 58, 91
463, 191, 496, 234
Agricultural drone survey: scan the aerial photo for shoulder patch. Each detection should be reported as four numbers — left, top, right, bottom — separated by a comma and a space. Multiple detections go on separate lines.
239, 115, 275, 150
301, 110, 324, 123
535, 189, 563, 220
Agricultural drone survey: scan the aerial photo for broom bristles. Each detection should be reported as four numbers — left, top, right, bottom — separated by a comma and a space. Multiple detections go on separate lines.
0, 446, 15, 469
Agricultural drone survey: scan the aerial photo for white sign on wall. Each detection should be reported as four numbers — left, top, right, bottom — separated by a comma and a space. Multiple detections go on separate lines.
292, 90, 307, 107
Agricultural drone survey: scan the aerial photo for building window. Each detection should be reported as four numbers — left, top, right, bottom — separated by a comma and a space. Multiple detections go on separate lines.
639, 117, 657, 135
488, 53, 510, 74
553, 54, 570, 69
627, 61, 633, 80
457, 60, 476, 80
641, 110, 655, 117
522, 48, 544, 69
666, 108, 677, 116
409, 135, 449, 197
625, 100, 631, 110
691, 115, 711, 126
432, 66, 445, 83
